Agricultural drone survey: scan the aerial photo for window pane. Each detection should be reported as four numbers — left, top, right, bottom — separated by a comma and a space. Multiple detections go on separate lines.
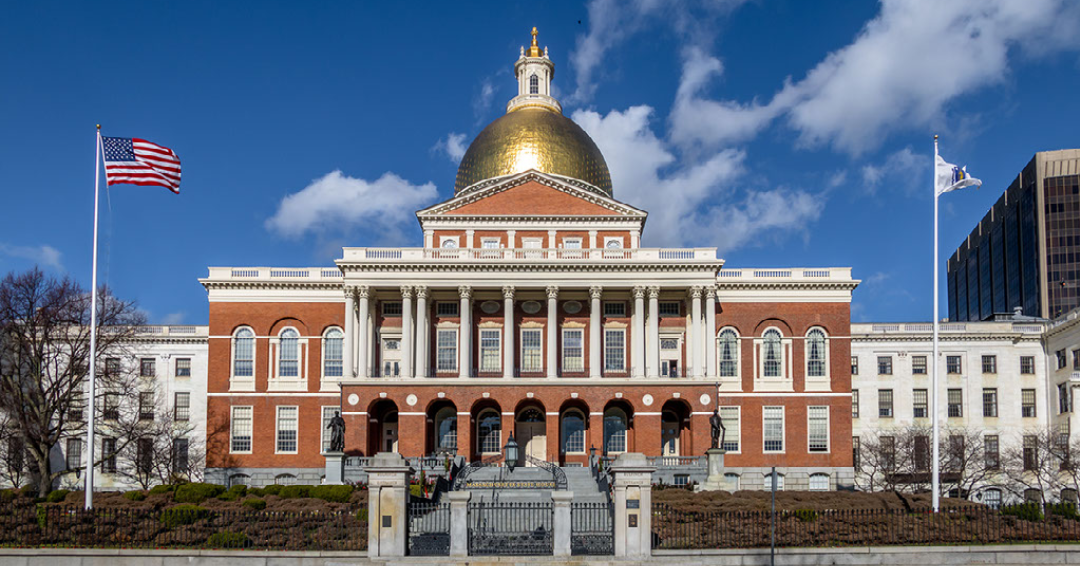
234, 329, 254, 377
277, 406, 298, 452
436, 329, 458, 372
140, 358, 155, 377
912, 356, 926, 374
878, 356, 893, 375
1022, 389, 1037, 417
720, 407, 740, 452
604, 329, 625, 372
478, 412, 501, 453
175, 392, 190, 422
913, 389, 928, 418
480, 329, 501, 372
324, 329, 343, 377
763, 406, 783, 452
948, 389, 963, 417
808, 406, 828, 452
562, 329, 584, 372
719, 330, 738, 377
763, 330, 782, 377
603, 410, 627, 453
521, 329, 542, 372
231, 406, 252, 452
279, 330, 299, 377
562, 412, 585, 454
175, 358, 191, 377
879, 389, 893, 418
321, 406, 336, 452
807, 330, 826, 377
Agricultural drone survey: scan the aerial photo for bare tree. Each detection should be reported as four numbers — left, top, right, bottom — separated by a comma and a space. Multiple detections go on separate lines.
1002, 428, 1064, 505
0, 268, 146, 496
856, 426, 998, 497
854, 431, 902, 492
0, 412, 29, 488
106, 387, 205, 488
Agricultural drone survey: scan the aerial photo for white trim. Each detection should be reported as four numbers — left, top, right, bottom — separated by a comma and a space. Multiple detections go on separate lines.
478, 328, 502, 373
320, 405, 337, 454
807, 405, 830, 454
804, 326, 831, 392
398, 412, 426, 416
230, 326, 256, 391
321, 326, 344, 383
763, 405, 785, 454
275, 405, 299, 455
634, 412, 662, 415
520, 327, 543, 373
229, 405, 253, 454
435, 327, 459, 373
719, 406, 741, 454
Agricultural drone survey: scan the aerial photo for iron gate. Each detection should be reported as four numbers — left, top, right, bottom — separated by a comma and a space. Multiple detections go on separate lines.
571, 501, 614, 555
407, 500, 450, 556
468, 501, 553, 555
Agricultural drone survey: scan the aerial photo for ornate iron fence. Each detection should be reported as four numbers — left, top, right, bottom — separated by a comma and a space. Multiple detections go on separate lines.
571, 501, 614, 555
468, 500, 553, 555
407, 500, 450, 556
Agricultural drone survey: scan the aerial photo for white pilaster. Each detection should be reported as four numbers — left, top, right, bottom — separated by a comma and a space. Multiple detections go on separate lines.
633, 287, 646, 378
589, 286, 602, 378
415, 286, 428, 378
690, 287, 703, 378
357, 286, 370, 378
630, 230, 640, 249
507, 230, 517, 248
647, 287, 659, 378
466, 230, 475, 249
401, 286, 414, 379
503, 286, 515, 378
705, 287, 717, 379
424, 230, 433, 248
548, 230, 557, 248
459, 286, 472, 378
547, 286, 558, 378
588, 230, 598, 249
343, 287, 355, 378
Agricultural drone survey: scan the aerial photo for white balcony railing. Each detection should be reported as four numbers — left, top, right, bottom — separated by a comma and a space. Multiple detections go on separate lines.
716, 267, 853, 281
340, 247, 718, 262
208, 267, 345, 280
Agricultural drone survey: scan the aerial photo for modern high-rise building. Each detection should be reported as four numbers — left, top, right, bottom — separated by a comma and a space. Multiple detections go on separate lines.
948, 149, 1080, 322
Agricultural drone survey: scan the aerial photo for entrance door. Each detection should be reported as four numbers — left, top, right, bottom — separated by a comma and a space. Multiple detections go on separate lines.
516, 408, 546, 466
661, 414, 680, 456
383, 421, 399, 453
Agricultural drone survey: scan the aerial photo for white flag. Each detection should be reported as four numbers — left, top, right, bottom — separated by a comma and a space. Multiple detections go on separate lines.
935, 154, 982, 196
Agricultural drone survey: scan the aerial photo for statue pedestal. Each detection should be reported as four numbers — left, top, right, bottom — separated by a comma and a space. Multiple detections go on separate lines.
324, 452, 345, 485
695, 448, 728, 492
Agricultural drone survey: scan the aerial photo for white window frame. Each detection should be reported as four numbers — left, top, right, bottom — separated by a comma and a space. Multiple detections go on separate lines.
436, 327, 458, 373
807, 406, 830, 453
603, 408, 628, 454
717, 327, 740, 382
230, 406, 253, 454
562, 328, 584, 373
321, 406, 337, 453
804, 327, 830, 390
763, 406, 784, 453
479, 328, 502, 373
439, 236, 459, 249
764, 472, 785, 491
603, 236, 624, 249
480, 237, 501, 249
477, 409, 502, 455
380, 332, 402, 377
230, 327, 256, 391
755, 327, 792, 391
275, 405, 299, 454
562, 409, 586, 454
322, 327, 344, 380
603, 302, 626, 317
719, 406, 740, 453
270, 327, 306, 390
561, 237, 582, 249
436, 302, 459, 317
808, 473, 830, 491
603, 327, 626, 372
520, 327, 543, 373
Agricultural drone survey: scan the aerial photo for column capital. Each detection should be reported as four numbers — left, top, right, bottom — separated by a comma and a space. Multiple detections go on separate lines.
589, 286, 603, 300
647, 286, 660, 299
546, 285, 559, 299
415, 285, 429, 299
705, 286, 716, 300
400, 285, 414, 299
632, 286, 646, 299
458, 285, 473, 299
357, 285, 371, 299
688, 286, 703, 299
503, 285, 516, 300
343, 286, 356, 300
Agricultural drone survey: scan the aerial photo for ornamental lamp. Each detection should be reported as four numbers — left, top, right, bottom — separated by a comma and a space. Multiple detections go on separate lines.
504, 432, 519, 472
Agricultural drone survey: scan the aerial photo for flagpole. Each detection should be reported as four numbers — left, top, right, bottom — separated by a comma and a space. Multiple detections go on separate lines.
931, 134, 941, 513
84, 125, 103, 510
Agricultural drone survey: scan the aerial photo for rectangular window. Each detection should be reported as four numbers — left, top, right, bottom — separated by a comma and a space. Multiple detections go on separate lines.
658, 302, 680, 317
982, 388, 998, 417
878, 389, 894, 418
852, 436, 861, 469
1022, 389, 1037, 417
436, 302, 459, 317
65, 438, 82, 470
851, 356, 858, 375
985, 435, 1000, 470
562, 238, 582, 249
947, 388, 963, 417
1074, 350, 1080, 370
102, 437, 117, 473
322, 406, 336, 453
140, 358, 155, 377
720, 407, 740, 452
1060, 383, 1072, 414
947, 356, 962, 374
982, 355, 997, 374
851, 390, 859, 419
603, 302, 626, 317
276, 406, 298, 453
139, 392, 155, 421
603, 328, 626, 372
808, 406, 829, 453
913, 389, 928, 418
520, 329, 542, 373
68, 389, 84, 423
562, 329, 584, 372
175, 358, 191, 377
660, 338, 679, 350
436, 329, 458, 372
912, 435, 930, 471
103, 392, 120, 420
231, 406, 253, 453
175, 392, 190, 422
382, 301, 402, 316
882, 436, 896, 471
763, 406, 784, 452
172, 438, 189, 475
1021, 356, 1035, 374
137, 438, 153, 475
479, 329, 501, 372
481, 238, 500, 249
1058, 350, 1067, 369
878, 356, 892, 375
105, 358, 120, 376
1024, 435, 1038, 470
912, 355, 927, 375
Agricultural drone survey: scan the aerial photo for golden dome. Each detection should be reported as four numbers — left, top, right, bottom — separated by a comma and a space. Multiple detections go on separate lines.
454, 107, 613, 196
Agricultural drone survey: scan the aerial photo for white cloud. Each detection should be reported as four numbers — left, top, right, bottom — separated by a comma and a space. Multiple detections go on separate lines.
0, 243, 63, 271
473, 78, 496, 120
860, 147, 924, 196
433, 132, 468, 163
161, 311, 186, 325
573, 106, 821, 251
672, 0, 1080, 154
265, 170, 438, 239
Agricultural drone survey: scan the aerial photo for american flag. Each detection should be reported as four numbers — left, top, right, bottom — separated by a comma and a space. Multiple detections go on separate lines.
102, 136, 181, 193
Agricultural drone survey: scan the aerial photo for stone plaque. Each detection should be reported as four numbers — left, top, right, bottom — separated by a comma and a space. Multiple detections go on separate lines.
628, 514, 638, 528
382, 515, 392, 528
627, 499, 640, 509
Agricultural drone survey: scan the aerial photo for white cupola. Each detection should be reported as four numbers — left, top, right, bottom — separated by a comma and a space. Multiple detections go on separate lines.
507, 27, 561, 114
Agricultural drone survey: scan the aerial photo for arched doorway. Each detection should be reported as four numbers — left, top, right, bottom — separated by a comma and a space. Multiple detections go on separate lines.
471, 400, 503, 460
427, 400, 457, 455
661, 399, 691, 457
558, 399, 590, 466
515, 405, 546, 465
602, 400, 634, 456
368, 399, 399, 455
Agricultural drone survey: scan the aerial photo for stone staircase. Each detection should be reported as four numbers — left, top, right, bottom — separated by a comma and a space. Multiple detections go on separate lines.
461, 464, 608, 503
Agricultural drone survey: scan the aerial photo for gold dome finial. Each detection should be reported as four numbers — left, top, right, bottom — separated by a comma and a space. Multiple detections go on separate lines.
528, 27, 542, 57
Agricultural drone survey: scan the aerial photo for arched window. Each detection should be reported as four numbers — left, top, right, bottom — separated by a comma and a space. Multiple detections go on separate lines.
279, 329, 299, 377
323, 328, 343, 378
441, 238, 458, 249
983, 488, 1002, 509
562, 410, 585, 454
228, 473, 250, 488
274, 473, 296, 486
724, 473, 740, 490
763, 329, 782, 378
719, 329, 738, 378
603, 408, 628, 454
435, 407, 457, 450
529, 74, 539, 94
764, 472, 784, 491
477, 409, 501, 454
807, 328, 827, 378
233, 328, 254, 377
808, 473, 830, 491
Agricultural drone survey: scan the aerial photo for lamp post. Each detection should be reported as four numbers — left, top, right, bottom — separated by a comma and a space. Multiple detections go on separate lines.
504, 433, 519, 473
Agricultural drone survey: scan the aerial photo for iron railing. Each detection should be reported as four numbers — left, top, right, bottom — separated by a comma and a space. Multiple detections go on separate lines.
468, 501, 554, 555
652, 504, 1080, 550
526, 455, 568, 490
0, 505, 367, 550
407, 500, 450, 556
571, 501, 614, 555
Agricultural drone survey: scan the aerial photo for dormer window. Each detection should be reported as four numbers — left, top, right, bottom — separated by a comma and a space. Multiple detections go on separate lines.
529, 74, 539, 94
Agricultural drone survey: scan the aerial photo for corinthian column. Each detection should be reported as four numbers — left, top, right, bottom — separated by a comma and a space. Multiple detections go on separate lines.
503, 286, 515, 378
589, 286, 602, 378
357, 286, 370, 378
690, 286, 703, 378
546, 286, 559, 378
647, 287, 659, 377
401, 286, 414, 379
459, 286, 473, 378
633, 286, 646, 377
705, 286, 717, 379
415, 286, 428, 378
343, 286, 355, 378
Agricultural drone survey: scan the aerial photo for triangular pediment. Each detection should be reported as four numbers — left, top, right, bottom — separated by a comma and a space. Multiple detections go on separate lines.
417, 170, 647, 219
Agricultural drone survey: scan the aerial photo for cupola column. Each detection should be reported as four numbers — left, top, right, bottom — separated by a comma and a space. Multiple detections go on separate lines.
546, 286, 559, 378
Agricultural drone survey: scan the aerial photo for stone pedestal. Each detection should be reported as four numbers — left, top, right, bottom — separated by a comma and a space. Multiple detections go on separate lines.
552, 490, 574, 557
610, 453, 656, 559
324, 452, 345, 485
695, 448, 728, 492
364, 453, 413, 558
448, 491, 471, 557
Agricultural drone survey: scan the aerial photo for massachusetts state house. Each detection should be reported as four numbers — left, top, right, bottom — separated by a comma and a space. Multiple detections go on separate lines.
200, 30, 860, 490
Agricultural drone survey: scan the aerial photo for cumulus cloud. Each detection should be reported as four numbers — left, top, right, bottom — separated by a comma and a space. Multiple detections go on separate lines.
433, 132, 468, 162
161, 311, 186, 325
265, 170, 438, 239
0, 243, 63, 271
569, 0, 665, 103
671, 0, 1080, 154
473, 78, 496, 120
860, 147, 925, 196
573, 106, 821, 251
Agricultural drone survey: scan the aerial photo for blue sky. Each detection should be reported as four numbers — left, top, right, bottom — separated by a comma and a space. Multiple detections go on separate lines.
1, 0, 1079, 325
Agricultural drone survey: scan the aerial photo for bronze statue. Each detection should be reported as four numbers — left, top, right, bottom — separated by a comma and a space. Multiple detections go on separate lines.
709, 408, 726, 450
328, 410, 346, 452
